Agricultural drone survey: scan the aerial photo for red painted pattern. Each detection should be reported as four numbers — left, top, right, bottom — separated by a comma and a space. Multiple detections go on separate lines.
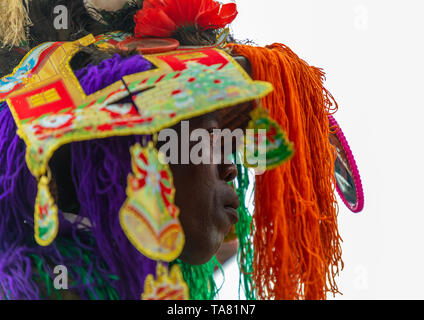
9, 80, 75, 120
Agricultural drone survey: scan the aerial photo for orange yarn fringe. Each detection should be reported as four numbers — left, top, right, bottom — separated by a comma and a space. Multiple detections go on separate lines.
227, 43, 343, 300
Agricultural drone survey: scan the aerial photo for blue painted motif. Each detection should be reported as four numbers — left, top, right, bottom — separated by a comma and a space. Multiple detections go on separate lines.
0, 43, 53, 95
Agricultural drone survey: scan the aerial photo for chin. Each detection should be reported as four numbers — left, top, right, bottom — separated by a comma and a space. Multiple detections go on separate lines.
179, 250, 212, 265
179, 235, 224, 265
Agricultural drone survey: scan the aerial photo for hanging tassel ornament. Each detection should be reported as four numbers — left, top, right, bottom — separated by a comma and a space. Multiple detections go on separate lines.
119, 142, 185, 262
0, 0, 32, 47
119, 141, 188, 299
34, 174, 59, 246
244, 106, 294, 172
142, 263, 189, 300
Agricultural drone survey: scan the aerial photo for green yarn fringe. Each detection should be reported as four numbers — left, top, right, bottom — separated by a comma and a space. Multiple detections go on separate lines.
0, 102, 6, 113
171, 256, 223, 300
234, 160, 257, 300
30, 236, 120, 300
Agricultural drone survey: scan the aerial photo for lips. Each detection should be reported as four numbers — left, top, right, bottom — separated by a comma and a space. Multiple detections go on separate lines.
224, 206, 239, 225
224, 192, 240, 225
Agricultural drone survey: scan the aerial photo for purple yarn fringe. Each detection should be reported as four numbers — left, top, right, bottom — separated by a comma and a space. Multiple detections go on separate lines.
74, 54, 152, 95
0, 107, 37, 299
71, 137, 157, 299
0, 52, 157, 299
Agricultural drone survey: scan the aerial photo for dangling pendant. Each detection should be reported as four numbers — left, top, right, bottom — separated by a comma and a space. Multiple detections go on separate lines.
34, 175, 59, 246
244, 107, 294, 171
119, 142, 185, 262
142, 263, 189, 300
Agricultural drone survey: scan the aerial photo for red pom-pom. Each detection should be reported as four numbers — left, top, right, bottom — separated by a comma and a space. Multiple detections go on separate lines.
197, 3, 238, 29
134, 7, 177, 38
134, 0, 238, 38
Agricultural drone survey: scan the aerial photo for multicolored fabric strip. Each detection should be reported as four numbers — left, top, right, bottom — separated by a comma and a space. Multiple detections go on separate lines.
0, 34, 272, 177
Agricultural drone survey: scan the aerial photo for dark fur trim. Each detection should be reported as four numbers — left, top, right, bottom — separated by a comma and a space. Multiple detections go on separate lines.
69, 45, 140, 71
27, 0, 109, 47
0, 48, 25, 77
92, 0, 143, 34
173, 26, 217, 46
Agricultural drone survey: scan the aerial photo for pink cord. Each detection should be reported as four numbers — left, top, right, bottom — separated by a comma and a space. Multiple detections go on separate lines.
328, 115, 364, 213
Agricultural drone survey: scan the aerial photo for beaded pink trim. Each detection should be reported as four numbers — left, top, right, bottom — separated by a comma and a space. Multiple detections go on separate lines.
328, 115, 364, 213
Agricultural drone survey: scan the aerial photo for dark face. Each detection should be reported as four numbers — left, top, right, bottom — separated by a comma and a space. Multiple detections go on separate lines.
47, 50, 253, 266
168, 111, 241, 265
49, 104, 252, 266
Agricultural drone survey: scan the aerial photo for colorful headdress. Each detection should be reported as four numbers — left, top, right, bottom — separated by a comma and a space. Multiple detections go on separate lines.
0, 0, 363, 300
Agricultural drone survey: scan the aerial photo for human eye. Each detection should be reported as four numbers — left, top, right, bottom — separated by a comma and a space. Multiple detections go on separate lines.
207, 128, 220, 142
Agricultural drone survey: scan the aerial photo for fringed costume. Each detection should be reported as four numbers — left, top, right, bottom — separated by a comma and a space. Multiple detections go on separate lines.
0, 0, 363, 300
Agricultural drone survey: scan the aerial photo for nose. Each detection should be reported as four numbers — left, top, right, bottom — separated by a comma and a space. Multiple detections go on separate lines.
219, 162, 238, 182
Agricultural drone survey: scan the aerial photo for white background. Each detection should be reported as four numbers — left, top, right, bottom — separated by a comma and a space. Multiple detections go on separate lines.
214, 0, 424, 300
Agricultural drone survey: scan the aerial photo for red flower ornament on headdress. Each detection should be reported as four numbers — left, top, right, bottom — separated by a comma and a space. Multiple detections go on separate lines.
134, 0, 238, 38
